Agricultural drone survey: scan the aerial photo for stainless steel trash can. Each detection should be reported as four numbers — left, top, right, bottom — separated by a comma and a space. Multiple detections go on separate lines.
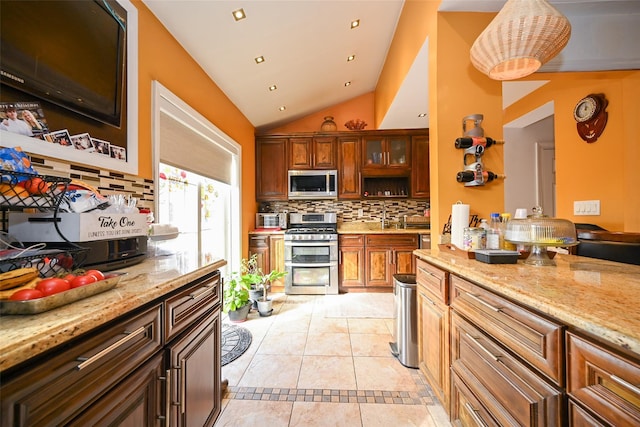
389, 274, 418, 368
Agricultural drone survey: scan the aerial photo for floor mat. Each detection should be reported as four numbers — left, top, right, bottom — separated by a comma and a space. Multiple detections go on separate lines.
221, 323, 252, 366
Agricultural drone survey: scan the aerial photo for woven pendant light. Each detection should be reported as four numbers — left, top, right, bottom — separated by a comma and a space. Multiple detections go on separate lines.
470, 0, 571, 80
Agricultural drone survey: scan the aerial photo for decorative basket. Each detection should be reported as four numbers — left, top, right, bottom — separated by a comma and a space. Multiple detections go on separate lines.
0, 170, 71, 210
345, 119, 367, 131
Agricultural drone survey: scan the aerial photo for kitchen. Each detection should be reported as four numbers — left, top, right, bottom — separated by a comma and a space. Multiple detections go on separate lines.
1, 0, 639, 426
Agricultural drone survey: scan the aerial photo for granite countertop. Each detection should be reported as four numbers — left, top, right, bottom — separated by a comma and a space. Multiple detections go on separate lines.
414, 249, 640, 357
0, 254, 227, 373
338, 222, 430, 234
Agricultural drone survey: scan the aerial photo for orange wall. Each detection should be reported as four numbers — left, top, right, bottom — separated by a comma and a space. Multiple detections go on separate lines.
262, 92, 375, 133
133, 1, 257, 255
504, 70, 640, 232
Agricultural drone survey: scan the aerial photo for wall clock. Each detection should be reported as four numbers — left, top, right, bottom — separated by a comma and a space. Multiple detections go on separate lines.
574, 93, 608, 143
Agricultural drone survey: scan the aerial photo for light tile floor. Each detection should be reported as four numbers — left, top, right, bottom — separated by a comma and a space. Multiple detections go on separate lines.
215, 293, 452, 426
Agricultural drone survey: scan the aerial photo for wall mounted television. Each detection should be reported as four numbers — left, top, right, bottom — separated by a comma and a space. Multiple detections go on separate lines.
1, 0, 126, 128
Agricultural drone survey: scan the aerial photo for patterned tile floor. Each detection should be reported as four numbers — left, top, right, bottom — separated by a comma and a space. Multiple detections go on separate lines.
215, 293, 452, 426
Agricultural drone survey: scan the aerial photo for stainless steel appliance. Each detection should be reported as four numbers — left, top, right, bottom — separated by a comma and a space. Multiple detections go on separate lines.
255, 212, 287, 229
284, 212, 338, 295
288, 170, 337, 200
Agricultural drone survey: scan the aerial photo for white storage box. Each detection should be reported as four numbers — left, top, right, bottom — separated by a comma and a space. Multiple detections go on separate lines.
8, 212, 149, 242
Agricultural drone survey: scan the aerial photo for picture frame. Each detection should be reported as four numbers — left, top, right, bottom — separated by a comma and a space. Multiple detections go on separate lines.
70, 133, 94, 152
47, 129, 73, 147
110, 145, 127, 161
91, 137, 111, 156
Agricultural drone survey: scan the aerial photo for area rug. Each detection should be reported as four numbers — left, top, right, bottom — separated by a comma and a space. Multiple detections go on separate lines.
221, 323, 252, 366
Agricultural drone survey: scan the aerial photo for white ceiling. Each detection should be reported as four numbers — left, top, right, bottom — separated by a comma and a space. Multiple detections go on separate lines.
142, 0, 640, 133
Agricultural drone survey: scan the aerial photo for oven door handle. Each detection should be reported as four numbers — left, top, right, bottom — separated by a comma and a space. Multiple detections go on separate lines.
285, 262, 336, 268
284, 242, 337, 247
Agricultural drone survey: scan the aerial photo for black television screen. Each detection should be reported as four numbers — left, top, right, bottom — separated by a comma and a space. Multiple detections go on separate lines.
0, 0, 126, 128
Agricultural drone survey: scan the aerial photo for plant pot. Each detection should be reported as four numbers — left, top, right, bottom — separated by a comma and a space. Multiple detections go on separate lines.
228, 303, 251, 323
257, 299, 273, 316
249, 288, 263, 309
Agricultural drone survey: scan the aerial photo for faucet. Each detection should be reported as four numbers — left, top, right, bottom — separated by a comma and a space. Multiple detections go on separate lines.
381, 202, 386, 229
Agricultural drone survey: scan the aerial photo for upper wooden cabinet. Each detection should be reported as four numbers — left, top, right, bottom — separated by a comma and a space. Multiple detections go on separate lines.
256, 138, 288, 201
289, 136, 337, 169
337, 135, 361, 199
411, 134, 430, 199
361, 135, 410, 175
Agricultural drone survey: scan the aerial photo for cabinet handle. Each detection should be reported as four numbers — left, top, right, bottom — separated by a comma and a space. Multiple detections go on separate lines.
464, 402, 488, 427
418, 266, 439, 280
610, 374, 640, 396
164, 368, 171, 426
464, 333, 500, 362
465, 292, 501, 312
76, 326, 146, 370
190, 284, 214, 301
180, 359, 187, 414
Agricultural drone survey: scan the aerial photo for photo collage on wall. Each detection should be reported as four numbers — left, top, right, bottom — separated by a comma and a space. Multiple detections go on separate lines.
0, 101, 126, 161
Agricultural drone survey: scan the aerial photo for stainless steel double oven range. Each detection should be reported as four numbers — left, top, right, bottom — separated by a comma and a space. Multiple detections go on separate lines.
284, 212, 339, 295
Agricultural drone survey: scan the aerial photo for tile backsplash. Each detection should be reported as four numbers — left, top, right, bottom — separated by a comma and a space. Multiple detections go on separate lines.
267, 199, 429, 223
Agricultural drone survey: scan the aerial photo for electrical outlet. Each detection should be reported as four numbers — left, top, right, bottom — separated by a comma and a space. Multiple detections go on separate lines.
358, 208, 364, 218
574, 200, 601, 216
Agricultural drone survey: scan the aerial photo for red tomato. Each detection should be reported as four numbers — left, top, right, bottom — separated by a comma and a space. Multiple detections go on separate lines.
84, 269, 105, 281
61, 273, 77, 283
36, 278, 71, 296
9, 289, 45, 300
70, 275, 98, 288
22, 177, 50, 195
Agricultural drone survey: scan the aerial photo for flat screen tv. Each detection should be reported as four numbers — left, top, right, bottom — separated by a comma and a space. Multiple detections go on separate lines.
1, 0, 127, 128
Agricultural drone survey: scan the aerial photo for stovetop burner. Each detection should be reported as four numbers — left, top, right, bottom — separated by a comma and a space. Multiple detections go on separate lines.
286, 226, 337, 234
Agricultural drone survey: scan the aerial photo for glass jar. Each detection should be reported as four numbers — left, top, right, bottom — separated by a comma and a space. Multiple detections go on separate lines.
463, 227, 486, 251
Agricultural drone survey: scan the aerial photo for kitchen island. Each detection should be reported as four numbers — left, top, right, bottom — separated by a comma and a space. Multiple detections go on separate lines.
1, 254, 226, 426
414, 249, 640, 425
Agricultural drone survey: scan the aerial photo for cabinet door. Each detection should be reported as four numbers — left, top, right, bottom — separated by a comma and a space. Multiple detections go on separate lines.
411, 134, 430, 198
249, 234, 270, 271
269, 234, 285, 292
365, 246, 392, 287
393, 247, 416, 275
339, 235, 365, 289
362, 136, 410, 172
168, 310, 221, 427
289, 137, 313, 169
417, 283, 450, 410
256, 138, 287, 201
338, 136, 360, 199
313, 136, 337, 169
68, 353, 164, 427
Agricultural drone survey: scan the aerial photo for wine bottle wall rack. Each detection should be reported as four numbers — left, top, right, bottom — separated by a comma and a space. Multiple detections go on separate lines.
455, 114, 505, 187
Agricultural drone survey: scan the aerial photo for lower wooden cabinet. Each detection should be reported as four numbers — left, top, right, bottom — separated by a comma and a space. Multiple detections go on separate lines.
566, 331, 640, 426
339, 234, 365, 289
248, 232, 286, 292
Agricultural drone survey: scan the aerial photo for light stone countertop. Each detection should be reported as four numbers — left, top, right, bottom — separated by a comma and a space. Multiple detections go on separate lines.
0, 254, 227, 373
338, 222, 430, 234
414, 249, 640, 357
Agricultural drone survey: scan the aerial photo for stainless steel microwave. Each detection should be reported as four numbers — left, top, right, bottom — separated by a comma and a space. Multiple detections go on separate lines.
256, 213, 287, 229
288, 170, 337, 200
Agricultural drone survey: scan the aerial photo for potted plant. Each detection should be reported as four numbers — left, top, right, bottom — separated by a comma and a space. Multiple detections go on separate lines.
222, 274, 251, 323
235, 254, 287, 317
255, 268, 287, 317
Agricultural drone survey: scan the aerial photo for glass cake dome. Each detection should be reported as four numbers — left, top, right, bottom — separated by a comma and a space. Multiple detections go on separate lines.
504, 207, 578, 266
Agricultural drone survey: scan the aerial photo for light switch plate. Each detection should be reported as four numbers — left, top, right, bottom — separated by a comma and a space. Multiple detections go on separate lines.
574, 200, 601, 216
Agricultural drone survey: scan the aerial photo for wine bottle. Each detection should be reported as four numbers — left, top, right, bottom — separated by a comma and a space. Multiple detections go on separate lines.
455, 137, 505, 149
456, 170, 506, 183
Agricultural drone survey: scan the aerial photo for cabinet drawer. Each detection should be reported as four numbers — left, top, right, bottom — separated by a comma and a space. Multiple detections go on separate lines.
365, 234, 418, 247
339, 234, 364, 247
416, 258, 448, 303
1, 303, 163, 427
451, 312, 563, 426
165, 270, 221, 341
451, 369, 500, 427
450, 275, 565, 386
568, 399, 607, 427
567, 332, 640, 426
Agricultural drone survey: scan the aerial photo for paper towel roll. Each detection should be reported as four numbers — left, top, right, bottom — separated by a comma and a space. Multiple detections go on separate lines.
451, 203, 470, 249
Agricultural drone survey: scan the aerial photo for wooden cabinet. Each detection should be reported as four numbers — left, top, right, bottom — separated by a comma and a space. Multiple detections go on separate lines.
364, 234, 417, 288
256, 137, 288, 201
337, 135, 360, 199
361, 135, 410, 175
0, 270, 223, 427
411, 134, 430, 198
339, 234, 365, 289
249, 232, 286, 293
566, 331, 640, 426
289, 136, 337, 169
450, 275, 564, 426
416, 259, 450, 411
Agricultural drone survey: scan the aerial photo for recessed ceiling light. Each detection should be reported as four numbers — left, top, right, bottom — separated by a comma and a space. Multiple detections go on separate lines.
418, 113, 427, 117
347, 55, 355, 62
232, 8, 246, 21
350, 19, 360, 29
279, 106, 286, 111
255, 56, 265, 64
344, 81, 351, 87
269, 84, 277, 91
